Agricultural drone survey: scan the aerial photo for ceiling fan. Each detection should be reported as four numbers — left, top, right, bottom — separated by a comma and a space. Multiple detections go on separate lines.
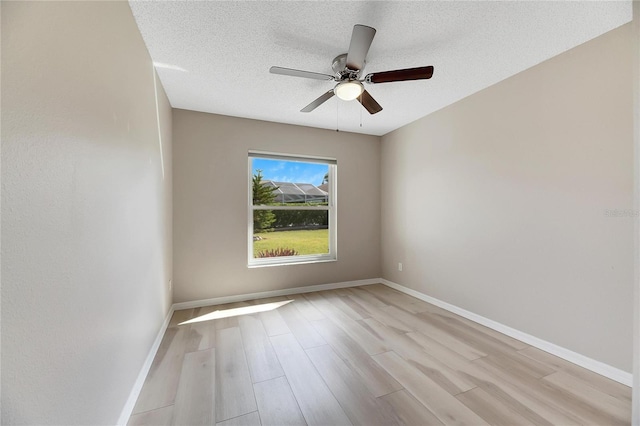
269, 24, 434, 115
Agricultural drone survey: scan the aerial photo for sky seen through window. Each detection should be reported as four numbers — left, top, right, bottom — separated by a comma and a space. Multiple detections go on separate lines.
252, 158, 328, 186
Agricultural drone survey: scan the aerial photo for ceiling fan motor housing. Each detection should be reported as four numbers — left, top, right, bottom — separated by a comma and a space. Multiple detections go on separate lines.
332, 54, 362, 80
331, 54, 348, 74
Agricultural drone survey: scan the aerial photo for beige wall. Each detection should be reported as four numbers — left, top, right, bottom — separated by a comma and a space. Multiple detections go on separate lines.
632, 1, 640, 422
1, 2, 173, 424
173, 110, 380, 303
381, 24, 634, 371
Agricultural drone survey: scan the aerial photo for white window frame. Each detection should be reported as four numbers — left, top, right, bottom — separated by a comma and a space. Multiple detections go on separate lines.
248, 151, 337, 267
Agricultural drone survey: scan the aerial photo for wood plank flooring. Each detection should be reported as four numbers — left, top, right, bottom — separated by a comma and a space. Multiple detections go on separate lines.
129, 284, 631, 425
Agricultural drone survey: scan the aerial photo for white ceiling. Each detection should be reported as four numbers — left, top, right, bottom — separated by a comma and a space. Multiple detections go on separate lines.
129, 1, 631, 136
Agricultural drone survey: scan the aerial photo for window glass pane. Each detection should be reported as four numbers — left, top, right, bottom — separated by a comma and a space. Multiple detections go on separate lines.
252, 158, 329, 206
252, 210, 329, 258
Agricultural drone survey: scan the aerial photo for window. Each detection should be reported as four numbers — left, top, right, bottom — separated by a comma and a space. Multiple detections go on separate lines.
248, 151, 336, 267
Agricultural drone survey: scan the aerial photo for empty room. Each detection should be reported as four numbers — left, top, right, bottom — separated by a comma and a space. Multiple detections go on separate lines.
2, 1, 640, 425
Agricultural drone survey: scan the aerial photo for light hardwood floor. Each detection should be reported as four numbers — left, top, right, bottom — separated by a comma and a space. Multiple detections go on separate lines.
128, 284, 631, 425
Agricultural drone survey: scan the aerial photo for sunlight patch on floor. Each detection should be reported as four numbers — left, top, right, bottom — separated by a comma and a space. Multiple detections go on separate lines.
179, 299, 293, 325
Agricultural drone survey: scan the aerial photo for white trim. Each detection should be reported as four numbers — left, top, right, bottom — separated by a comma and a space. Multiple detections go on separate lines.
380, 279, 633, 387
248, 257, 336, 268
248, 150, 337, 164
253, 205, 329, 211
248, 154, 337, 268
172, 278, 379, 311
117, 306, 175, 426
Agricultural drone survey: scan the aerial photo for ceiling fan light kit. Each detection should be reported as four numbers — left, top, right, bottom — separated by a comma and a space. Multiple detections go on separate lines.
335, 80, 364, 101
270, 24, 434, 115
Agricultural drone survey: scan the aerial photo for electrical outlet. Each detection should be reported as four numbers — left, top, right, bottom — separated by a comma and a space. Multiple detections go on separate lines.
398, 263, 403, 271
169, 279, 172, 291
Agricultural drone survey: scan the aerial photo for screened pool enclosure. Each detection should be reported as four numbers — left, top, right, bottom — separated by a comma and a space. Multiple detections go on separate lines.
260, 180, 328, 204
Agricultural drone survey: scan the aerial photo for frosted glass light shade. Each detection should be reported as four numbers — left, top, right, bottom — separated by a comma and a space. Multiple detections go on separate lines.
335, 81, 364, 101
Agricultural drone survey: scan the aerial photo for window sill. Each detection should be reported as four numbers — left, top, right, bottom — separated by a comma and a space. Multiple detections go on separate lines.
248, 256, 336, 268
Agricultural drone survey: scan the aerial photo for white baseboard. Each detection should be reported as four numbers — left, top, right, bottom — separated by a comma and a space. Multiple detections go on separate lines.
380, 279, 633, 387
172, 278, 380, 310
117, 305, 175, 425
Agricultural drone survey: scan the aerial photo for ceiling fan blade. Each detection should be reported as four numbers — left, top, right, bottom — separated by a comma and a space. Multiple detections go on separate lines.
358, 90, 383, 115
301, 90, 335, 112
270, 66, 335, 81
345, 24, 376, 71
366, 66, 434, 84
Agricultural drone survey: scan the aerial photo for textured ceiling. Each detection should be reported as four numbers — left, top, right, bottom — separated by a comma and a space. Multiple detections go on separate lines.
129, 1, 631, 136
